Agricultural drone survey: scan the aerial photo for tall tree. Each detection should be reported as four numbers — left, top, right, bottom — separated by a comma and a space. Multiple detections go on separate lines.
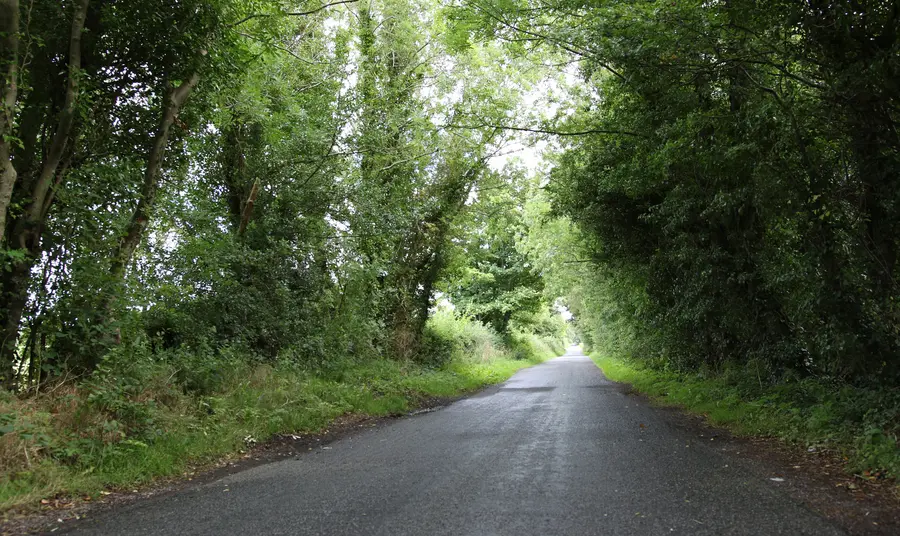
0, 0, 18, 245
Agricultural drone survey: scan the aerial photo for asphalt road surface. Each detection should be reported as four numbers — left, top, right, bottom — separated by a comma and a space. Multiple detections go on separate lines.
66, 347, 844, 535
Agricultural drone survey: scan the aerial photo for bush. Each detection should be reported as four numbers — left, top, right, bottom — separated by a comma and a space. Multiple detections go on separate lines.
422, 309, 507, 364
422, 309, 567, 365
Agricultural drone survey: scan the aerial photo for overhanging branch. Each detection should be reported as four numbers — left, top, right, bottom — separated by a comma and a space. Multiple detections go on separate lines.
230, 0, 359, 27
442, 123, 645, 138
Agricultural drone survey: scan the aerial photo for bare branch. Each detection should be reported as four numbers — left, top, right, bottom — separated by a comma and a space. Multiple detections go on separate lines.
230, 0, 359, 27
442, 123, 646, 138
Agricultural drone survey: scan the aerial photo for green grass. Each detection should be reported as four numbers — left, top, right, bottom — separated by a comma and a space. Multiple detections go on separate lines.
0, 346, 559, 513
592, 354, 900, 481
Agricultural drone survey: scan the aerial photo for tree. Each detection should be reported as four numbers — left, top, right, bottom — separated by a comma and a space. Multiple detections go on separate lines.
0, 0, 90, 384
463, 0, 899, 381
445, 166, 544, 335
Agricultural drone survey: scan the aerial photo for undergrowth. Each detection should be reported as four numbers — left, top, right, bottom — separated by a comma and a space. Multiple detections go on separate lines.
0, 314, 564, 513
593, 354, 900, 481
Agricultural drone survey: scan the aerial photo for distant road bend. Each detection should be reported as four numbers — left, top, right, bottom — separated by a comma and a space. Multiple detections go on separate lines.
68, 347, 844, 535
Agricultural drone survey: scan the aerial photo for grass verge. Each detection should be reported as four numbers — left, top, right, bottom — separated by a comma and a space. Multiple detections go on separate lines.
1, 342, 560, 514
592, 354, 900, 482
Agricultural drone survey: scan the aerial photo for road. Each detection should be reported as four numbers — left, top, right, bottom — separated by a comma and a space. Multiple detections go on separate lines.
66, 348, 844, 535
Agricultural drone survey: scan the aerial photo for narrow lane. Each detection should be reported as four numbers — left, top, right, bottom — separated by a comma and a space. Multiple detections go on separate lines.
67, 348, 843, 535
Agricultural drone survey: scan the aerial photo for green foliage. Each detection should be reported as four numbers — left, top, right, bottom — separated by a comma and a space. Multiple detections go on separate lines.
0, 0, 569, 512
424, 309, 504, 365
0, 0, 537, 388
3, 0, 897, 515
444, 167, 546, 334
448, 0, 900, 486
422, 308, 566, 366
467, 0, 900, 384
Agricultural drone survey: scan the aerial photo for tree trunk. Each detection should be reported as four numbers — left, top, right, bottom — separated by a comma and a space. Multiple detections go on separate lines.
0, 0, 19, 246
72, 72, 199, 370
237, 179, 259, 237
0, 0, 89, 388
26, 0, 88, 226
109, 72, 199, 280
0, 259, 29, 384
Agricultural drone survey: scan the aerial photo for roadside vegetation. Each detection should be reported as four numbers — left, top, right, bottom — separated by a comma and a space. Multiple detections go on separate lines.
593, 355, 900, 481
1, 312, 564, 511
493, 1, 900, 484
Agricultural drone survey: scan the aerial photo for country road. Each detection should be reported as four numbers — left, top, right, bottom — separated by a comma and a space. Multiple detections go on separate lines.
65, 348, 845, 535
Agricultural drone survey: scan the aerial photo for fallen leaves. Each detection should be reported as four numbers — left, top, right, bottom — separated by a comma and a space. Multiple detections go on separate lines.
835, 481, 861, 492
861, 469, 887, 481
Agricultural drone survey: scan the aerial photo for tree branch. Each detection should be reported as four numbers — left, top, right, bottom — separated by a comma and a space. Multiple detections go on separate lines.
26, 0, 89, 225
465, 1, 627, 84
230, 0, 359, 27
442, 123, 645, 138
